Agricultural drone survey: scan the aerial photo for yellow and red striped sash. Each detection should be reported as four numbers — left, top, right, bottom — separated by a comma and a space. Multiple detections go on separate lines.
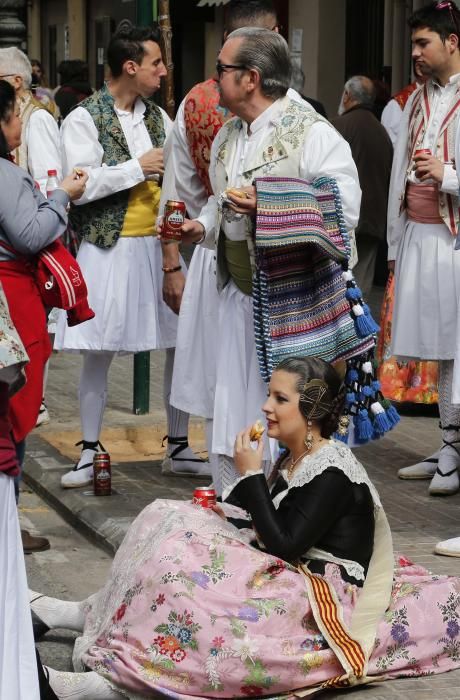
296, 564, 368, 694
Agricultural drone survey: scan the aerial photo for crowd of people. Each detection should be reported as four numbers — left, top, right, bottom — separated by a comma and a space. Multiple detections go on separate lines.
3, 0, 460, 697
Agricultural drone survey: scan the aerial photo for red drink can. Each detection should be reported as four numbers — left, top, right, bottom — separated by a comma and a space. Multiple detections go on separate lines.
162, 200, 186, 241
93, 452, 111, 496
414, 148, 432, 157
192, 486, 217, 508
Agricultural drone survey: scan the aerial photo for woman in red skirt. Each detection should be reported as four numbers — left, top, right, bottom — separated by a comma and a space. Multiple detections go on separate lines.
0, 79, 87, 551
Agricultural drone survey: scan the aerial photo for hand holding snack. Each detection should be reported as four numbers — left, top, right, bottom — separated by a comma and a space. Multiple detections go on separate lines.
249, 420, 265, 442
60, 169, 88, 201
234, 423, 265, 476
224, 185, 257, 217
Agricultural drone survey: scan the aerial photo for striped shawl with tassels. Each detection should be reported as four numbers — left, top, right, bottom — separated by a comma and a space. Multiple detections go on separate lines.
253, 176, 375, 382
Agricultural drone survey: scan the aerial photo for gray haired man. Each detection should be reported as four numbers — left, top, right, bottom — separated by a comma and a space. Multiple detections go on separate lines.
178, 28, 361, 495
332, 76, 393, 297
0, 47, 61, 192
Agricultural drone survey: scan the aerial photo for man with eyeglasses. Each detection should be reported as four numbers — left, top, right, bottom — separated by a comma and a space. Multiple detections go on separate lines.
158, 0, 299, 477
166, 28, 361, 495
387, 2, 460, 509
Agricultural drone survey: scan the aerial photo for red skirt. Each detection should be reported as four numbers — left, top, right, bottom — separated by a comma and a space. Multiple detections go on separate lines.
0, 260, 51, 442
377, 271, 438, 404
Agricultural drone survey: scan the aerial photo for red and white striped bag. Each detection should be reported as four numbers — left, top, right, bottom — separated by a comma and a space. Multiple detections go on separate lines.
0, 237, 94, 326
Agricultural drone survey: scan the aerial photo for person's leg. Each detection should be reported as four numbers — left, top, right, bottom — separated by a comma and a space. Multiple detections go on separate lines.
30, 591, 86, 633
162, 347, 208, 475
45, 667, 124, 699
36, 359, 50, 427
14, 438, 50, 553
352, 235, 379, 299
61, 352, 113, 488
429, 359, 460, 495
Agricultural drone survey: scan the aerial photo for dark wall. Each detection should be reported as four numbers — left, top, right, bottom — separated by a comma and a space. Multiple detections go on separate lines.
345, 0, 385, 80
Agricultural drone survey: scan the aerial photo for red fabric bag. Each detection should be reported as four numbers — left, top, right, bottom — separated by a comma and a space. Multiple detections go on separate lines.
0, 237, 94, 326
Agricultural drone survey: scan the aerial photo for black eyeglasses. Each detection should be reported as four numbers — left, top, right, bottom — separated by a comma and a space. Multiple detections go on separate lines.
215, 61, 248, 78
436, 1, 460, 39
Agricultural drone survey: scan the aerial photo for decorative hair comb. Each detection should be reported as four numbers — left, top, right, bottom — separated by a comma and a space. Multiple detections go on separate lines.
299, 379, 333, 420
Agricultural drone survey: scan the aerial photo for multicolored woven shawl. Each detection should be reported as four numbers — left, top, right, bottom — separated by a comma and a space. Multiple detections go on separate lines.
253, 176, 375, 382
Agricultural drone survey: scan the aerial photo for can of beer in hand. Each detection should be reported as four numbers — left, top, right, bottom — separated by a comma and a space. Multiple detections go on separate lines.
93, 452, 111, 496
162, 200, 186, 242
414, 148, 432, 158
192, 486, 217, 508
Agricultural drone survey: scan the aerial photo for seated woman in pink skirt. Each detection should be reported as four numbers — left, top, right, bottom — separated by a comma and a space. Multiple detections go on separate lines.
32, 356, 460, 699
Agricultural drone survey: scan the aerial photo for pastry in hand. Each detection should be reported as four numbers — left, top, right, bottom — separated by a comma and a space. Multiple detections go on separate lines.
226, 187, 250, 199
249, 420, 265, 441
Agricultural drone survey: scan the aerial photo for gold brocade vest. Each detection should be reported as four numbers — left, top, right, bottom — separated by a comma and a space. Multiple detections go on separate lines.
212, 96, 325, 292
13, 92, 46, 172
402, 81, 460, 235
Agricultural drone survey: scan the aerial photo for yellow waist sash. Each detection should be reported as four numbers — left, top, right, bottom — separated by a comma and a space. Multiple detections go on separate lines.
224, 237, 252, 296
120, 180, 161, 237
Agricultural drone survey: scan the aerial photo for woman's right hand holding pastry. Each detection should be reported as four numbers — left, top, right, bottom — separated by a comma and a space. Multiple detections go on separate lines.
234, 425, 265, 476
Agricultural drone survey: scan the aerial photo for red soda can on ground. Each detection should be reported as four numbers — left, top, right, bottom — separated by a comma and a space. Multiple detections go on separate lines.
192, 486, 217, 508
162, 200, 186, 241
93, 452, 111, 496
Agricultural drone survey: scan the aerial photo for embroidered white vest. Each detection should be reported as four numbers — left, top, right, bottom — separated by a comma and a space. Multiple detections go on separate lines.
212, 96, 324, 291
403, 81, 460, 235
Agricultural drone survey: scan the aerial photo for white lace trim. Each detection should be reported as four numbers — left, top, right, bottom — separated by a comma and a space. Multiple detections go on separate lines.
305, 547, 365, 582
273, 441, 381, 510
222, 469, 264, 502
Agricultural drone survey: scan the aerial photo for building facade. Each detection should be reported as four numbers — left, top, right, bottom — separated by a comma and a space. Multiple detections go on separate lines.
0, 0, 431, 117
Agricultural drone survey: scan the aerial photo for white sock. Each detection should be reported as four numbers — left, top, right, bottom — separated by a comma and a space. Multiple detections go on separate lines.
76, 352, 113, 469
30, 590, 85, 632
164, 348, 190, 437
46, 667, 124, 699
164, 348, 206, 471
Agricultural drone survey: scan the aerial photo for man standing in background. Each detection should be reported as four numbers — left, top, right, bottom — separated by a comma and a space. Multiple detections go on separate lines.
332, 75, 393, 297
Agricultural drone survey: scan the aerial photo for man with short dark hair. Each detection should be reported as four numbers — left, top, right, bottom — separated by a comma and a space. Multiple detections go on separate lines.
387, 1, 460, 503
55, 25, 201, 487
332, 75, 393, 297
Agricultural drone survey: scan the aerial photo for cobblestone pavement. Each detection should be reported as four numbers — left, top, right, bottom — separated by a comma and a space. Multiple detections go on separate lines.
23, 327, 460, 698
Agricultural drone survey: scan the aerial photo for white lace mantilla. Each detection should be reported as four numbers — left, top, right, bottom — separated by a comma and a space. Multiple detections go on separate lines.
305, 547, 365, 582
274, 440, 382, 511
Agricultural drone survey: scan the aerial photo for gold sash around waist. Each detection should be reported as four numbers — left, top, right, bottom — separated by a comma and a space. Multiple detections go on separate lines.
224, 237, 252, 296
120, 180, 162, 237
405, 182, 443, 225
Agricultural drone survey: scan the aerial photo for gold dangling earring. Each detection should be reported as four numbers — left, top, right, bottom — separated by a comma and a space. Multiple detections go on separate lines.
304, 419, 314, 452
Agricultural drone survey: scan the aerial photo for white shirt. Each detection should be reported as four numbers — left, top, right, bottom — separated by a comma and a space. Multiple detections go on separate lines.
60, 98, 172, 206
381, 99, 403, 147
26, 109, 62, 193
159, 87, 306, 221
197, 96, 361, 245
387, 75, 460, 260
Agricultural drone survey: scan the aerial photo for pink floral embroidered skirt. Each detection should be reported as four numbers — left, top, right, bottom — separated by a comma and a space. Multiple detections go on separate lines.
74, 500, 460, 698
